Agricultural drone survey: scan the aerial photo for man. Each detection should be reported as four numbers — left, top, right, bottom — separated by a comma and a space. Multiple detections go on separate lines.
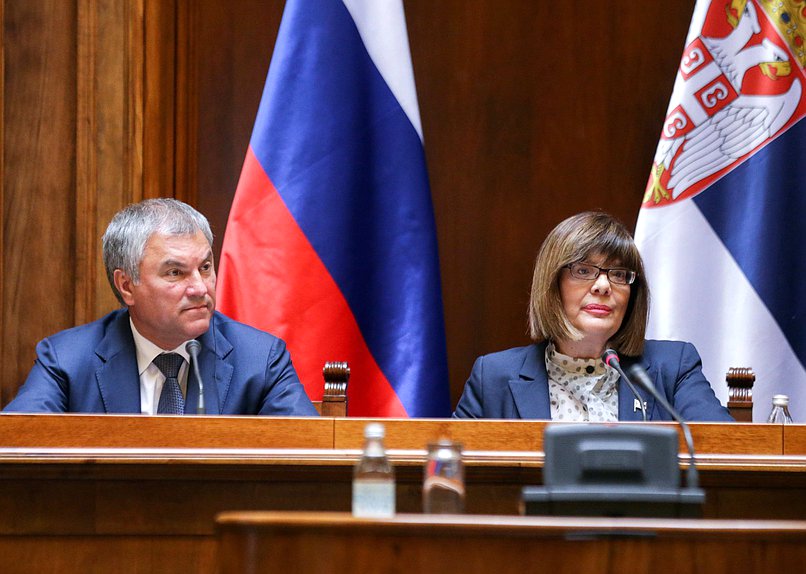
4, 198, 318, 415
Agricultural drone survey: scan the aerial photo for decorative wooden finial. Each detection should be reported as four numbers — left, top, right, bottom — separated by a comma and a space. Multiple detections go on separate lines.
726, 367, 754, 422
321, 362, 349, 416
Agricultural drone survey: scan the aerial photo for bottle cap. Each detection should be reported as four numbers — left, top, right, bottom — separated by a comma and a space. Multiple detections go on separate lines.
427, 440, 463, 463
364, 422, 385, 439
772, 394, 790, 407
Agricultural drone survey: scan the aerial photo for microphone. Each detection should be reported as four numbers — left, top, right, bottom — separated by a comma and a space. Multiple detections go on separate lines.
602, 349, 647, 422
602, 349, 699, 489
625, 361, 699, 489
186, 340, 205, 415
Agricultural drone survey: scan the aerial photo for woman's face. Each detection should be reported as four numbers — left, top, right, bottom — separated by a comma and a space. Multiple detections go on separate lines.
556, 253, 631, 358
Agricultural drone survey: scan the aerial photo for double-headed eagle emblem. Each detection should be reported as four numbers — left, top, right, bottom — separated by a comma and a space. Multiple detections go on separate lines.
645, 0, 804, 205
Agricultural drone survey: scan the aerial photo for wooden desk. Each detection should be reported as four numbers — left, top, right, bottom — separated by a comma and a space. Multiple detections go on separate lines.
0, 413, 786, 453
215, 511, 806, 574
0, 415, 805, 573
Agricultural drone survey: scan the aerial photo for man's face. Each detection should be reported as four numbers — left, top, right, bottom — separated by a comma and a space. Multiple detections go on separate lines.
115, 230, 216, 350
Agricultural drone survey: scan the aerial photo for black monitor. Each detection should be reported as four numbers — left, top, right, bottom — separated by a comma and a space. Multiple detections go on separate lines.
521, 424, 704, 518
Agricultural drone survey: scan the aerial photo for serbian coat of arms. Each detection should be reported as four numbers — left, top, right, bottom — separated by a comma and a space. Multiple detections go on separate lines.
644, 0, 806, 206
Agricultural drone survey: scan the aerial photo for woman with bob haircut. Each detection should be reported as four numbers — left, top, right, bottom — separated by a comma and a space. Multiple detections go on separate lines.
453, 211, 732, 422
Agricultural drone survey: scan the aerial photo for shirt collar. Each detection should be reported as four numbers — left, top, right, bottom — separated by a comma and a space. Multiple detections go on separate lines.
545, 341, 619, 393
546, 341, 607, 375
129, 318, 191, 376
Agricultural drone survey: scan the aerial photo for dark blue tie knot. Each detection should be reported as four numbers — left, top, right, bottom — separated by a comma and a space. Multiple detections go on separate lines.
154, 353, 185, 414
153, 353, 184, 380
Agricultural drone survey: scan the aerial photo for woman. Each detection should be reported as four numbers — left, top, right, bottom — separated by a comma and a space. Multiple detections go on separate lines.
453, 211, 732, 421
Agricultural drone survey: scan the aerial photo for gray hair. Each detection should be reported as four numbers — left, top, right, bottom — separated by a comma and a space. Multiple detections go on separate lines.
102, 198, 214, 305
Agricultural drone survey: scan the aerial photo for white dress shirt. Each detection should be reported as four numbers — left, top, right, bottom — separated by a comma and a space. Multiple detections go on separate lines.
129, 319, 192, 415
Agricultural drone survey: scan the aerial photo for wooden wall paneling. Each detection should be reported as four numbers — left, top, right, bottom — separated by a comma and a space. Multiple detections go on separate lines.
2, 0, 185, 406
78, 0, 189, 324
2, 0, 78, 406
404, 1, 694, 403
76, 0, 98, 324
76, 0, 146, 325
174, 0, 195, 206
141, 0, 228, 289
143, 0, 177, 201
192, 0, 285, 252
0, 0, 4, 408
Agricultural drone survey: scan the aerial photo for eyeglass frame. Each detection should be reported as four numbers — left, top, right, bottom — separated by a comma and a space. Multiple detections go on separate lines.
563, 262, 638, 285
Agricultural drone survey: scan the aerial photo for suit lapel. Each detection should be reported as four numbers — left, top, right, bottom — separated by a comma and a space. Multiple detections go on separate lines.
94, 310, 142, 413
197, 313, 232, 415
617, 354, 656, 421
508, 343, 552, 419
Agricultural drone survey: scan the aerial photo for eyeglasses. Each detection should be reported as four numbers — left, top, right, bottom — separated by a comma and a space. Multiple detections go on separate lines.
564, 262, 637, 285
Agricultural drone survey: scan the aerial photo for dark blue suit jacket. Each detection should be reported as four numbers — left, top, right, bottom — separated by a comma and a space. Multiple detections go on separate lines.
453, 340, 733, 421
4, 309, 318, 416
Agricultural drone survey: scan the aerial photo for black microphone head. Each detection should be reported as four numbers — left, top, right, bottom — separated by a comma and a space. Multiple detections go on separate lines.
185, 340, 201, 355
626, 362, 647, 379
625, 363, 656, 395
601, 348, 620, 368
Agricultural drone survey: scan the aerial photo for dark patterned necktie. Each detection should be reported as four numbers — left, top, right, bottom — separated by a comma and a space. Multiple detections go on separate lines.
154, 353, 185, 414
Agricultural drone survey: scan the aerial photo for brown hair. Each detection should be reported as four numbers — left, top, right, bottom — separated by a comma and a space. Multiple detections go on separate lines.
528, 211, 649, 356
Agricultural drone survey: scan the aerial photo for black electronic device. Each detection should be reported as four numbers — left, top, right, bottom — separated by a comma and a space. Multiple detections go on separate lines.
521, 424, 705, 518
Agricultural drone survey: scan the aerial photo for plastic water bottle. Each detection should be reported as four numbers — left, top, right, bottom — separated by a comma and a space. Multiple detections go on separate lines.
352, 423, 395, 517
423, 440, 465, 514
767, 394, 794, 424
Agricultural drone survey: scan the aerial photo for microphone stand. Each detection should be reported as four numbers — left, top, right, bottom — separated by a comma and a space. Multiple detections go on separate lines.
603, 349, 699, 489
186, 340, 205, 415
626, 363, 699, 489
603, 349, 647, 422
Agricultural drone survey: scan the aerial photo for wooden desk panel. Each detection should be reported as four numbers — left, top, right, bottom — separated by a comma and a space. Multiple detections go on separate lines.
335, 419, 783, 454
784, 424, 806, 454
2, 447, 806, 531
334, 418, 545, 451
690, 422, 781, 454
0, 536, 215, 574
215, 512, 806, 574
0, 413, 334, 448
0, 414, 786, 454
0, 416, 802, 574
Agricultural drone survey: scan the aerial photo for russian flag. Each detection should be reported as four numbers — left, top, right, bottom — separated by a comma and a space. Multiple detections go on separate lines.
216, 0, 450, 417
635, 0, 806, 421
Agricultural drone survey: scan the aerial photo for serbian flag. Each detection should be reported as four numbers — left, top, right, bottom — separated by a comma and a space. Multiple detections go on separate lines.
216, 0, 450, 417
635, 0, 806, 421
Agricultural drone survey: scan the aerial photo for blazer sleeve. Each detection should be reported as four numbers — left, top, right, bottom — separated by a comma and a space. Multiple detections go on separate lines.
3, 338, 69, 412
453, 356, 485, 418
256, 337, 319, 416
671, 342, 734, 422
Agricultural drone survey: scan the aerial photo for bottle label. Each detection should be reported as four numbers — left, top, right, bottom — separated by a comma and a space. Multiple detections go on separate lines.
352, 480, 395, 518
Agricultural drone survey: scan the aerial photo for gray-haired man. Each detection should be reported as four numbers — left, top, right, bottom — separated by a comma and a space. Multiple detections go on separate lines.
5, 198, 317, 415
